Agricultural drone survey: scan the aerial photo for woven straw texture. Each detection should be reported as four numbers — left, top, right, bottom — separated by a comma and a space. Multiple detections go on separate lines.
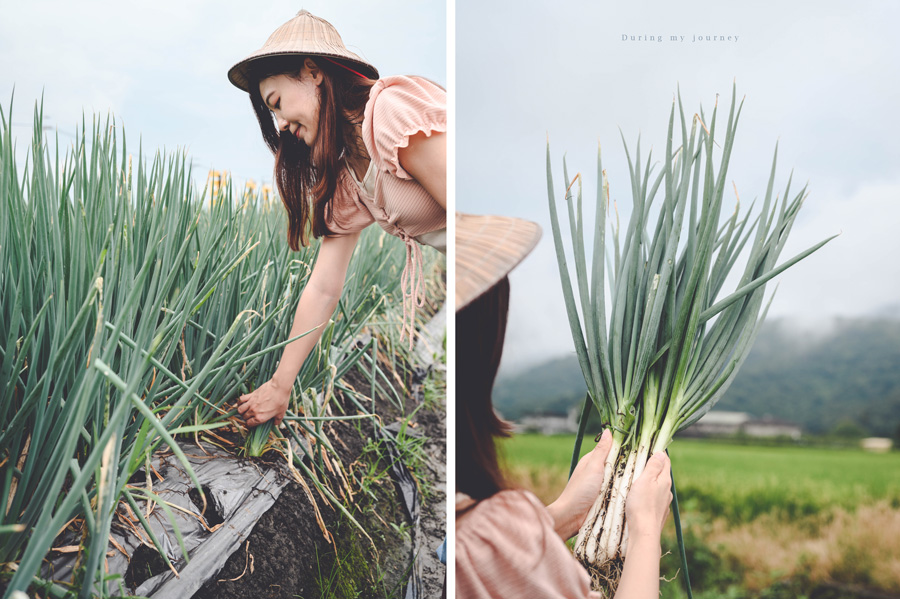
456, 213, 542, 310
228, 9, 378, 92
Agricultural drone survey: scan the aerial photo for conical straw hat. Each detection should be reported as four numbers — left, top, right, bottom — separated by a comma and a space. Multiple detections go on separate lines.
228, 9, 379, 92
456, 213, 542, 310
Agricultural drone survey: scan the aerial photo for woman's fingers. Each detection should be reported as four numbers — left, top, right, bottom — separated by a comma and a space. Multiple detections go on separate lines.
237, 392, 261, 421
233, 382, 288, 428
243, 406, 262, 427
580, 429, 612, 470
625, 452, 674, 538
653, 454, 673, 509
642, 452, 668, 480
594, 429, 613, 459
655, 455, 673, 529
657, 452, 672, 483
237, 399, 251, 415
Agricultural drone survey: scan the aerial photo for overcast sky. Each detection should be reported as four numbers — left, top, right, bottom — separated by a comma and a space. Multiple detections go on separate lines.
458, 0, 900, 373
1, 0, 445, 189
4, 1, 899, 375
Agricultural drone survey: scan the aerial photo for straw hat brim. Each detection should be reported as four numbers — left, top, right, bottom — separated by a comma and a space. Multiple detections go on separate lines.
456, 213, 542, 311
228, 51, 379, 93
227, 9, 379, 93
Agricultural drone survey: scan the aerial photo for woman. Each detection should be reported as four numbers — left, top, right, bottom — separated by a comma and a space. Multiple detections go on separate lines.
456, 213, 672, 598
226, 10, 446, 427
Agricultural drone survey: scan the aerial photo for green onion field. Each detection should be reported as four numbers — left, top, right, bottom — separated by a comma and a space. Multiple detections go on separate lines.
0, 102, 445, 597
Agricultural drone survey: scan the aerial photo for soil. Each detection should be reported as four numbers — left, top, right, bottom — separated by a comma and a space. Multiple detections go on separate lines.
189, 474, 381, 599
411, 405, 447, 596
184, 353, 447, 599
125, 545, 170, 591
188, 485, 225, 527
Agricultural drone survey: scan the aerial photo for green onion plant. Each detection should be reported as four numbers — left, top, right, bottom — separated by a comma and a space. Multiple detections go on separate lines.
546, 86, 836, 592
0, 98, 434, 597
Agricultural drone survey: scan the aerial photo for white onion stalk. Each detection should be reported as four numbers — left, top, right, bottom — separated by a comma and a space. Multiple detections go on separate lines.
547, 85, 835, 594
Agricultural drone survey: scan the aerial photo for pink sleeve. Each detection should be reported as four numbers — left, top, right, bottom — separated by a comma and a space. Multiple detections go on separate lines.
365, 76, 446, 180
325, 170, 375, 235
456, 490, 601, 599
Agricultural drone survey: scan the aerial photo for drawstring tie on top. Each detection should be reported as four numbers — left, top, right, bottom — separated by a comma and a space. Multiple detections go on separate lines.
399, 235, 426, 350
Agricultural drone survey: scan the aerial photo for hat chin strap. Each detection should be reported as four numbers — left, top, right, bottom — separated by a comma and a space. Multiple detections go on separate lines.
321, 56, 367, 79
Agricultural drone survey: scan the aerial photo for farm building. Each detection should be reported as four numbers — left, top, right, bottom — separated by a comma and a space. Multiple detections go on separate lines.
685, 411, 751, 436
517, 409, 579, 435
860, 437, 893, 453
681, 410, 802, 439
743, 417, 803, 440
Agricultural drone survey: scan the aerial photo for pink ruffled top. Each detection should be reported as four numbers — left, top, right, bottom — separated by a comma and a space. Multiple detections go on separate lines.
327, 75, 446, 343
456, 490, 601, 599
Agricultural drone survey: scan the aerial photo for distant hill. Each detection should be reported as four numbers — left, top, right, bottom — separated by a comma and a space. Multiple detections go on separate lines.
493, 317, 900, 438
493, 355, 585, 419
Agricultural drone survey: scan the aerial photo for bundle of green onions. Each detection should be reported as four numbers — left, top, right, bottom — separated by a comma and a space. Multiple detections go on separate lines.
546, 86, 835, 591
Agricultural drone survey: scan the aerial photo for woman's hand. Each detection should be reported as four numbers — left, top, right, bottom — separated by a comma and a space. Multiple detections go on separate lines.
547, 429, 614, 540
612, 453, 672, 599
625, 452, 673, 539
237, 378, 291, 427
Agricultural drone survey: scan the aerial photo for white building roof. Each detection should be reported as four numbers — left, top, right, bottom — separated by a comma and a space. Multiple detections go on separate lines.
696, 411, 751, 425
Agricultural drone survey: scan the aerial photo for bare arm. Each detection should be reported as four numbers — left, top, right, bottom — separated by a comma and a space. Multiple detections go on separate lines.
237, 231, 361, 427
397, 130, 446, 209
613, 453, 672, 599
614, 534, 663, 599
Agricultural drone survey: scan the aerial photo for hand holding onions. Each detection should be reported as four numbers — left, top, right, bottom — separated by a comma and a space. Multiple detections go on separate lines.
625, 452, 673, 540
236, 378, 291, 428
552, 433, 673, 545
548, 429, 615, 540
456, 216, 671, 599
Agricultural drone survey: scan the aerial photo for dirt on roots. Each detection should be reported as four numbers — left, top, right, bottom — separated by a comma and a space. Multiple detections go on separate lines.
581, 556, 624, 599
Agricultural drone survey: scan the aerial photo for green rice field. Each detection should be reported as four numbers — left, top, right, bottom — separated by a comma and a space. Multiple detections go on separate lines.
501, 435, 900, 597
501, 435, 900, 521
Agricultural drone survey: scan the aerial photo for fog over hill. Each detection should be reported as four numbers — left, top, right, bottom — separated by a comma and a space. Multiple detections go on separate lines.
493, 314, 900, 438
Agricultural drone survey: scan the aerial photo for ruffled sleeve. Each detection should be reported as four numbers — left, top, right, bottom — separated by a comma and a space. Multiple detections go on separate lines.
364, 76, 446, 180
325, 169, 375, 235
456, 490, 601, 599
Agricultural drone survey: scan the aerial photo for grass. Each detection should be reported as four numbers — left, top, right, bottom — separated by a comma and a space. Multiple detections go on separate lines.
421, 347, 447, 413
303, 516, 409, 599
667, 440, 900, 521
502, 435, 900, 515
307, 423, 422, 599
352, 413, 432, 505
502, 434, 900, 596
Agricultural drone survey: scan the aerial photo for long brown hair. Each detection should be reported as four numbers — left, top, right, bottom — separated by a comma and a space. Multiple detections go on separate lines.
248, 56, 375, 249
456, 277, 514, 503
